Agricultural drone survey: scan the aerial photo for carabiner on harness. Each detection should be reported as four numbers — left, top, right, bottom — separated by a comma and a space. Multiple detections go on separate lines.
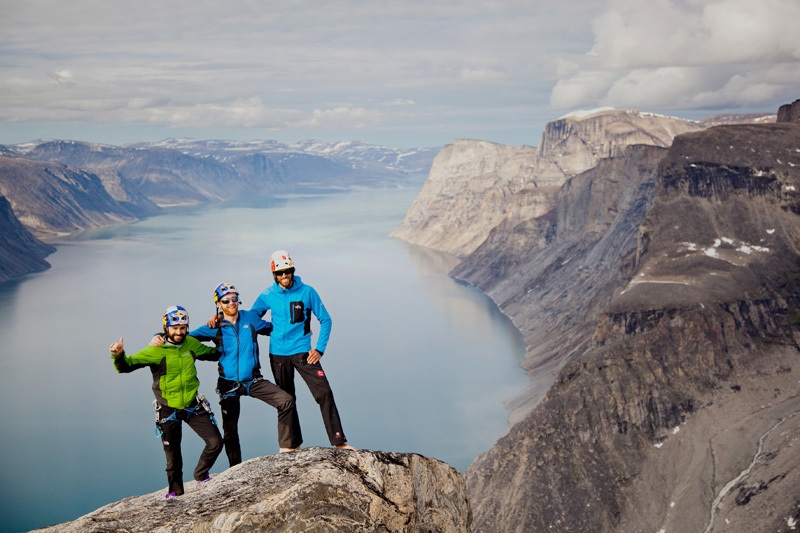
196, 392, 218, 426
153, 400, 163, 438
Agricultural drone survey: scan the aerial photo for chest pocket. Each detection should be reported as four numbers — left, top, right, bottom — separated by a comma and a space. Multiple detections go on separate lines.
290, 301, 312, 335
290, 301, 305, 324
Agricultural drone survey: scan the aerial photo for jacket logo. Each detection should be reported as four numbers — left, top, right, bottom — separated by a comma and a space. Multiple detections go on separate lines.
317, 370, 325, 378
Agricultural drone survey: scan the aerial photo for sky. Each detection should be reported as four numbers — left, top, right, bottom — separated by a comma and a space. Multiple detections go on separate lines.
1, 0, 798, 149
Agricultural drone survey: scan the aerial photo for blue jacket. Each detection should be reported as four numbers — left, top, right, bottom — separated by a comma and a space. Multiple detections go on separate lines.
190, 309, 272, 382
251, 275, 332, 356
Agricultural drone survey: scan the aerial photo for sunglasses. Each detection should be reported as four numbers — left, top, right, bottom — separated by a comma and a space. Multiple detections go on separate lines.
274, 268, 295, 277
219, 297, 240, 304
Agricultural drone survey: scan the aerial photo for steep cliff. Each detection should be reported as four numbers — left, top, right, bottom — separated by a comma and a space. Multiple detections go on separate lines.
465, 122, 800, 532
452, 144, 668, 423
0, 195, 54, 282
778, 99, 800, 122
391, 110, 704, 258
33, 448, 472, 533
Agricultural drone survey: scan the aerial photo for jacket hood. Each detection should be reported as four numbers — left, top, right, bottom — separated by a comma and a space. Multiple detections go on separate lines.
270, 274, 304, 294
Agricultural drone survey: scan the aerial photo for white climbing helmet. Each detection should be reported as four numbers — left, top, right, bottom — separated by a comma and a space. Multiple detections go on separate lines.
270, 250, 295, 272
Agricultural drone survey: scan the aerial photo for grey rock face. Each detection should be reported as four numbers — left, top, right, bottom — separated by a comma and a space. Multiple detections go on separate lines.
465, 122, 800, 533
391, 110, 704, 259
33, 448, 472, 533
453, 144, 668, 424
777, 99, 800, 122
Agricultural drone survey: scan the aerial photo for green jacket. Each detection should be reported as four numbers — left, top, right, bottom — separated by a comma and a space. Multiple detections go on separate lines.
111, 337, 219, 409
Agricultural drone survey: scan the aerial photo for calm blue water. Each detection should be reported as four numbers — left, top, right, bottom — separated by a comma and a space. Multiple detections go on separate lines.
0, 186, 527, 532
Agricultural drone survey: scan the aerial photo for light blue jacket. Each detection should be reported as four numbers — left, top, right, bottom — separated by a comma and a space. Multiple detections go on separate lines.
190, 309, 272, 382
251, 275, 332, 356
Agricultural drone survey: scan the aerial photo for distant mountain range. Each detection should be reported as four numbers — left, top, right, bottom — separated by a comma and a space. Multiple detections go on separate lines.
0, 138, 439, 282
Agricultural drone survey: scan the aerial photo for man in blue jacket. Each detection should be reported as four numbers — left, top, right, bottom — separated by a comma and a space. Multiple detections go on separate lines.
252, 250, 355, 450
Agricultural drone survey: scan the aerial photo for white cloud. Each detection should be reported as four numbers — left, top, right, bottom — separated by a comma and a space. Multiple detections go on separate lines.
387, 99, 416, 106
459, 68, 506, 83
0, 0, 793, 147
0, 0, 607, 146
296, 107, 384, 130
551, 0, 800, 111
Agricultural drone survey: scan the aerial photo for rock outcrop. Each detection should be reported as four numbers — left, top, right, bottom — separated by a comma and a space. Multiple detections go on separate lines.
464, 122, 800, 532
33, 448, 472, 533
778, 99, 800, 123
391, 109, 704, 258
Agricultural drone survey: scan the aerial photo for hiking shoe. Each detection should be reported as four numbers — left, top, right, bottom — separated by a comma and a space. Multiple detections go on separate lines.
279, 446, 301, 453
335, 443, 357, 450
165, 492, 178, 499
197, 477, 211, 487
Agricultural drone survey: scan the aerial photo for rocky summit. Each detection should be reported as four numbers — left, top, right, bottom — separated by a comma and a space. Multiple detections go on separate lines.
32, 448, 471, 533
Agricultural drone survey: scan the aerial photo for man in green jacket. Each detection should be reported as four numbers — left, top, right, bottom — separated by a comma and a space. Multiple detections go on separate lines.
110, 305, 223, 499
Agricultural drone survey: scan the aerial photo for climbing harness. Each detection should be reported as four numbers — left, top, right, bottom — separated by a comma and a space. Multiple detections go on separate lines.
153, 392, 218, 438
217, 377, 262, 400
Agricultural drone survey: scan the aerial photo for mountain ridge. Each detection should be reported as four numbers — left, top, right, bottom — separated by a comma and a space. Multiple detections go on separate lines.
0, 137, 438, 283
389, 104, 800, 532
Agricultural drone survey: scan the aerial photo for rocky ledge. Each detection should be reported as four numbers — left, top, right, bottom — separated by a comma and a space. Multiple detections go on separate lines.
32, 448, 472, 533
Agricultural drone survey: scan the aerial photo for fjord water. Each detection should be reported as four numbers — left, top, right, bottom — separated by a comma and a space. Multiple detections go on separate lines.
0, 186, 527, 533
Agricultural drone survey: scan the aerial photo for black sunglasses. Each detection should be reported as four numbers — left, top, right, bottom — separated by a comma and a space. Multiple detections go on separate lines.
220, 297, 240, 304
274, 268, 295, 277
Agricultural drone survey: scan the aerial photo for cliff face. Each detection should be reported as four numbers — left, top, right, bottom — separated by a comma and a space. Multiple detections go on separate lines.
0, 195, 54, 282
391, 110, 703, 258
34, 449, 472, 533
465, 122, 800, 533
452, 144, 668, 423
777, 99, 800, 122
390, 140, 542, 257
0, 155, 139, 239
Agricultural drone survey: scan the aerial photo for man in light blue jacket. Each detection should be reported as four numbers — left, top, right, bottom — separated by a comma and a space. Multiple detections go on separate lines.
252, 250, 355, 450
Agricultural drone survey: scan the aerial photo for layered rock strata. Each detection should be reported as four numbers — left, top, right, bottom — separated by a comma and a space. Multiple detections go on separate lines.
465, 122, 800, 532
33, 448, 472, 533
452, 144, 668, 423
778, 99, 800, 122
391, 110, 704, 259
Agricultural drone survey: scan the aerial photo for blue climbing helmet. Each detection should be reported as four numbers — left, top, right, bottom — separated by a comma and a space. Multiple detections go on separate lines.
163, 305, 189, 327
213, 282, 238, 303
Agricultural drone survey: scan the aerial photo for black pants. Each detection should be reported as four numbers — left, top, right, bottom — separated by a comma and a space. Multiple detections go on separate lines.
270, 352, 347, 446
158, 405, 223, 496
217, 377, 301, 466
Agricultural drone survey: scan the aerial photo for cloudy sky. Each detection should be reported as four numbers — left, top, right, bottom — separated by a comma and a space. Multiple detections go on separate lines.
1, 0, 798, 148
